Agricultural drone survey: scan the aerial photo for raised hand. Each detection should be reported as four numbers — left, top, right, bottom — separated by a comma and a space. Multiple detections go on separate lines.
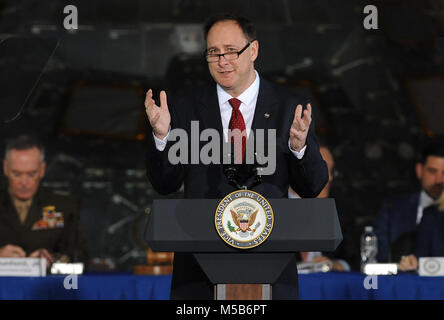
145, 89, 171, 140
290, 103, 312, 152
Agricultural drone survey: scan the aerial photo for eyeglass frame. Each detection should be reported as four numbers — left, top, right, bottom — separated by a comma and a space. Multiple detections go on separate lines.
204, 40, 255, 63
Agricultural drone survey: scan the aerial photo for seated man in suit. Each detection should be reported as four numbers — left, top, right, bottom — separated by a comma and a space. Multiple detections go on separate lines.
0, 135, 85, 267
398, 191, 444, 271
374, 138, 444, 263
145, 13, 328, 299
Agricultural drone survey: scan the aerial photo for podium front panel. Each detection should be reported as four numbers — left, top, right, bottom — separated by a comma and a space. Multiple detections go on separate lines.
145, 198, 342, 253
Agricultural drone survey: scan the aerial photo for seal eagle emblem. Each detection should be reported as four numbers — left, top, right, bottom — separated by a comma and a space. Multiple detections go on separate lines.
215, 190, 274, 249
230, 207, 258, 233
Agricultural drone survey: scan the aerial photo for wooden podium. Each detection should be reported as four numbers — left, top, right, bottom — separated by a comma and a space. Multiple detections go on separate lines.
145, 198, 342, 300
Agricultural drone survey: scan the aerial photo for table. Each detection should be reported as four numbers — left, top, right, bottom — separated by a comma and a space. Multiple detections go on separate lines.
1, 272, 443, 300
0, 273, 171, 300
299, 272, 444, 300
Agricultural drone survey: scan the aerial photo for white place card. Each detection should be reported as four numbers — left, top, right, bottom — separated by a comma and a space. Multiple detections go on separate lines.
363, 263, 398, 275
0, 258, 46, 277
50, 263, 84, 275
419, 257, 444, 276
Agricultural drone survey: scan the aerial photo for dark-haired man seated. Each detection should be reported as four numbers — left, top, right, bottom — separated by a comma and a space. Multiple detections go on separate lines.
374, 138, 444, 264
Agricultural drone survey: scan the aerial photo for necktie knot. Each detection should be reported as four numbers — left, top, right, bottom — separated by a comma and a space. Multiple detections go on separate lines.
229, 98, 241, 111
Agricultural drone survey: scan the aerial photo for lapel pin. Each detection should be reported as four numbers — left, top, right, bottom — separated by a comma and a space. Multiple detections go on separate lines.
264, 113, 270, 118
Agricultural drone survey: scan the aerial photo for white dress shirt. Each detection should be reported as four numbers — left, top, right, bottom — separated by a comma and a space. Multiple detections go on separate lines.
216, 70, 260, 141
417, 190, 435, 224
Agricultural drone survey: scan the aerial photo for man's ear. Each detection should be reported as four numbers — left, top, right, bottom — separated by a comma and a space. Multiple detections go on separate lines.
250, 40, 259, 62
39, 161, 46, 178
416, 162, 423, 180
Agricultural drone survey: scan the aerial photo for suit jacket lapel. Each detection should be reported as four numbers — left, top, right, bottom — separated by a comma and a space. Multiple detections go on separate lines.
197, 79, 279, 133
196, 85, 227, 164
251, 79, 279, 132
195, 80, 281, 163
0, 192, 17, 228
408, 192, 421, 224
0, 191, 25, 231
23, 189, 46, 230
24, 197, 39, 230
197, 85, 223, 133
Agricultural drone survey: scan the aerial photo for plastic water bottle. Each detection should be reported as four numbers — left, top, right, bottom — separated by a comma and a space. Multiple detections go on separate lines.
360, 226, 378, 271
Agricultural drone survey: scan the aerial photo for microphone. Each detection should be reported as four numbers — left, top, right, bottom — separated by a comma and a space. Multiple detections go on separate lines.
223, 165, 243, 190
222, 163, 263, 190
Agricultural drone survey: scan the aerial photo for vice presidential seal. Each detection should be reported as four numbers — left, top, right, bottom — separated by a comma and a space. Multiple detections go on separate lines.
215, 190, 274, 249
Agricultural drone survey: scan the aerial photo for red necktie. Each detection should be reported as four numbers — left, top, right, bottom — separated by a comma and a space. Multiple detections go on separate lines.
228, 98, 246, 164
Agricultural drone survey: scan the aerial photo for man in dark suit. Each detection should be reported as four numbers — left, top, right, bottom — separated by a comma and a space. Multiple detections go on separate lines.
145, 14, 328, 299
396, 193, 444, 272
374, 138, 444, 263
0, 135, 85, 267
415, 200, 444, 258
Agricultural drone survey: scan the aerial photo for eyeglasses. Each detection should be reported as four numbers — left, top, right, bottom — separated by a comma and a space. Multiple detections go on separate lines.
205, 41, 252, 63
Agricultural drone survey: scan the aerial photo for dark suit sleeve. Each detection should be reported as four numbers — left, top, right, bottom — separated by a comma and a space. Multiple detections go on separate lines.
145, 92, 185, 195
374, 200, 391, 262
288, 112, 328, 198
146, 134, 185, 195
414, 209, 435, 258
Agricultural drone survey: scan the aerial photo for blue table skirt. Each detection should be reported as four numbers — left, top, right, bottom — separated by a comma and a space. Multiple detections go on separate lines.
298, 272, 444, 300
1, 272, 444, 300
0, 273, 172, 300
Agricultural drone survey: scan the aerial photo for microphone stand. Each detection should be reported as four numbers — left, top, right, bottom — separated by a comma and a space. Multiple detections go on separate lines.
223, 162, 263, 191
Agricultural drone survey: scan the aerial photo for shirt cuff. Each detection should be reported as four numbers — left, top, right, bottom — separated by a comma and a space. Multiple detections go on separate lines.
153, 129, 170, 151
288, 139, 307, 159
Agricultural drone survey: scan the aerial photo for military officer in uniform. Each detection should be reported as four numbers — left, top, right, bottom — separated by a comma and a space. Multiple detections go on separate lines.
0, 135, 85, 267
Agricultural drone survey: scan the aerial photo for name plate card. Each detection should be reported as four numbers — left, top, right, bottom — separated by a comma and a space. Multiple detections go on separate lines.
0, 258, 46, 277
419, 257, 444, 276
363, 263, 398, 275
